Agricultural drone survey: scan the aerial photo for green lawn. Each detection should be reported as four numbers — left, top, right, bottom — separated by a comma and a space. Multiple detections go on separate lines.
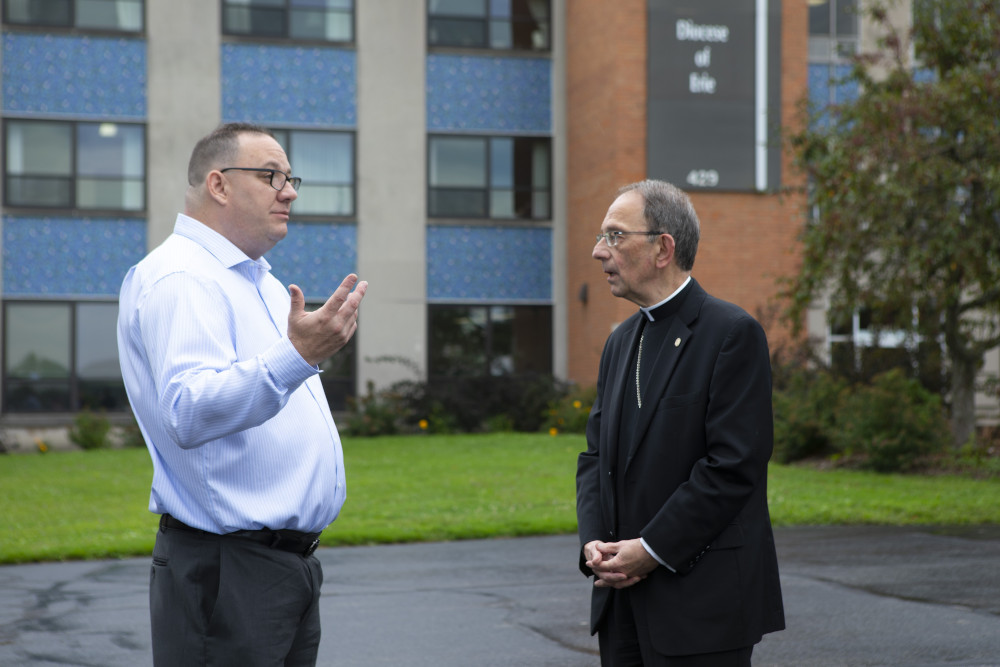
1, 432, 998, 564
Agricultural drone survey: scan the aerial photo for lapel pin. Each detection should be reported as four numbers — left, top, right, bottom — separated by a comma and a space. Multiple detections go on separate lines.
674, 338, 681, 347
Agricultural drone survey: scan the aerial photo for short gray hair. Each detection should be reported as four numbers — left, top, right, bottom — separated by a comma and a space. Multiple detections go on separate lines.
618, 180, 700, 271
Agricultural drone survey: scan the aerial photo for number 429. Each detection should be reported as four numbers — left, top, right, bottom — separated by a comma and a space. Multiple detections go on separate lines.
686, 169, 719, 187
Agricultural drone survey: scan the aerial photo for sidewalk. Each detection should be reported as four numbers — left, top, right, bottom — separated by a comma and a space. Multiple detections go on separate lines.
1, 526, 999, 666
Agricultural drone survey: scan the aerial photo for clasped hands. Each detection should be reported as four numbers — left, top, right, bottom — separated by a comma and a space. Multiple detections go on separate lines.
584, 538, 659, 589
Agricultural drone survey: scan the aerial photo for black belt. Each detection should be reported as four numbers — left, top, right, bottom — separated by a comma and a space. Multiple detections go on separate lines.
160, 514, 321, 558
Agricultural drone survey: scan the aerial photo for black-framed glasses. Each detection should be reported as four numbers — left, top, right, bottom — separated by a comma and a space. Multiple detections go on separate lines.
220, 167, 302, 191
595, 231, 660, 247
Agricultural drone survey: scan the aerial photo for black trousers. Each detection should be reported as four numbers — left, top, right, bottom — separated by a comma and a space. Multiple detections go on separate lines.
599, 588, 753, 667
150, 520, 324, 666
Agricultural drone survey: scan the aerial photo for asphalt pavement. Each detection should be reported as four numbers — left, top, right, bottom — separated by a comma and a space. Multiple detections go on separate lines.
1, 525, 999, 666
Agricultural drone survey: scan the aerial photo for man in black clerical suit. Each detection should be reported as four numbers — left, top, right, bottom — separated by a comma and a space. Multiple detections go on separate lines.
576, 180, 785, 666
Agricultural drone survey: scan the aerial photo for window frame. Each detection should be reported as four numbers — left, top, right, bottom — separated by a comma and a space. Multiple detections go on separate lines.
427, 133, 552, 222
427, 0, 551, 52
3, 118, 148, 215
1, 0, 145, 34
269, 127, 357, 220
221, 0, 355, 45
2, 299, 128, 414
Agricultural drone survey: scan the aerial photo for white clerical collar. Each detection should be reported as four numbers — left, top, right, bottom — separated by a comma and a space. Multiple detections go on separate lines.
640, 276, 692, 322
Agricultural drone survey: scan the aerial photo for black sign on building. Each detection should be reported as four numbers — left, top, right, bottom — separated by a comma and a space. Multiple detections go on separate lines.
647, 0, 782, 192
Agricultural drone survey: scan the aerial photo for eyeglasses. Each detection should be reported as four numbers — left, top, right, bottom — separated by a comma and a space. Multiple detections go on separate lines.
595, 231, 660, 247
220, 167, 302, 191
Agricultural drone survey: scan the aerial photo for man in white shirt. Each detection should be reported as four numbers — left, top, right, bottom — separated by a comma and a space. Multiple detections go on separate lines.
118, 122, 367, 666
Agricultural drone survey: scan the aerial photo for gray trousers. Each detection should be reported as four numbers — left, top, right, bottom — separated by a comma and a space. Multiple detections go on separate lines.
150, 522, 324, 666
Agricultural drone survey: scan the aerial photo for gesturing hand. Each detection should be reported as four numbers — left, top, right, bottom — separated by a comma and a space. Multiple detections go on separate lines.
288, 274, 368, 366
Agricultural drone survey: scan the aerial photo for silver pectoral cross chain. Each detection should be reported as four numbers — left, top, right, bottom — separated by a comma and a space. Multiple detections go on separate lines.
635, 331, 645, 409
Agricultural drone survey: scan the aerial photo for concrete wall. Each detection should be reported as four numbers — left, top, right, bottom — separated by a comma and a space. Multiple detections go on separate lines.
355, 0, 429, 390
146, 0, 222, 249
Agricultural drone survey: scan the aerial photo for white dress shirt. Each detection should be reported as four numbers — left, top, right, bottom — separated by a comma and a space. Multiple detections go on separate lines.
117, 213, 346, 534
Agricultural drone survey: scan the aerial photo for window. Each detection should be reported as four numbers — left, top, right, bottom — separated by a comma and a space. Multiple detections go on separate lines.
4, 120, 145, 212
428, 135, 550, 220
3, 0, 143, 32
271, 129, 354, 217
828, 306, 944, 392
223, 0, 353, 42
428, 304, 551, 378
428, 0, 550, 51
313, 313, 355, 411
3, 301, 127, 413
808, 0, 858, 62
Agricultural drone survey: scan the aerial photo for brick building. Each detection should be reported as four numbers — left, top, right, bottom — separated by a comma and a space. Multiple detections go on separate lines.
1, 1, 994, 446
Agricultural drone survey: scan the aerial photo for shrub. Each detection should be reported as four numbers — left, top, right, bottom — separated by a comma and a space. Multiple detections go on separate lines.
835, 368, 951, 472
391, 373, 569, 434
772, 368, 847, 463
342, 381, 406, 437
68, 410, 112, 450
543, 384, 596, 435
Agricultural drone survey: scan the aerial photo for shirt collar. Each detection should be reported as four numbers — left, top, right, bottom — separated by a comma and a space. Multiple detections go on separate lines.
639, 276, 692, 322
173, 213, 272, 282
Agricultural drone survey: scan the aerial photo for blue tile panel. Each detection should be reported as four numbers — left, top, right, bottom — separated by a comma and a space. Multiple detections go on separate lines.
2, 216, 146, 297
2, 33, 146, 118
222, 44, 356, 127
427, 54, 550, 133
266, 222, 357, 301
427, 225, 551, 302
807, 63, 857, 127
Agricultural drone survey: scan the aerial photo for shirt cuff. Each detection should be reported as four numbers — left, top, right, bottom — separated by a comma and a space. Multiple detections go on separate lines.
263, 337, 319, 389
640, 537, 677, 573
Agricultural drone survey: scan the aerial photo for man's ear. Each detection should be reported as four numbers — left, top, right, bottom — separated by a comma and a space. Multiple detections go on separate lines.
655, 233, 676, 269
205, 170, 229, 205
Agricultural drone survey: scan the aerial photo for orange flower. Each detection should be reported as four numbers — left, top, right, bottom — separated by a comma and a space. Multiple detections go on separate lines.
549, 427, 559, 437
418, 419, 429, 430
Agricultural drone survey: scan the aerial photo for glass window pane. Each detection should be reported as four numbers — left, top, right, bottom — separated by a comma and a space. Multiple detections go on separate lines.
290, 7, 352, 41
489, 306, 515, 375
224, 2, 285, 37
294, 183, 352, 216
288, 131, 353, 215
489, 20, 512, 49
489, 190, 514, 218
836, 0, 858, 36
5, 121, 73, 206
510, 0, 549, 49
76, 303, 121, 380
429, 137, 486, 187
5, 304, 71, 379
77, 302, 129, 411
6, 121, 72, 176
428, 17, 488, 47
530, 139, 550, 187
290, 131, 351, 182
809, 1, 831, 36
429, 306, 488, 377
76, 177, 144, 210
77, 123, 145, 178
429, 188, 488, 217
292, 0, 352, 8
5, 0, 71, 25
490, 137, 513, 188
530, 191, 550, 218
430, 0, 486, 17
77, 0, 143, 31
512, 305, 551, 373
76, 123, 145, 210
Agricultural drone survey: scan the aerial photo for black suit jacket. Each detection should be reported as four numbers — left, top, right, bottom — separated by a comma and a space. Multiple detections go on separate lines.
576, 278, 785, 656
